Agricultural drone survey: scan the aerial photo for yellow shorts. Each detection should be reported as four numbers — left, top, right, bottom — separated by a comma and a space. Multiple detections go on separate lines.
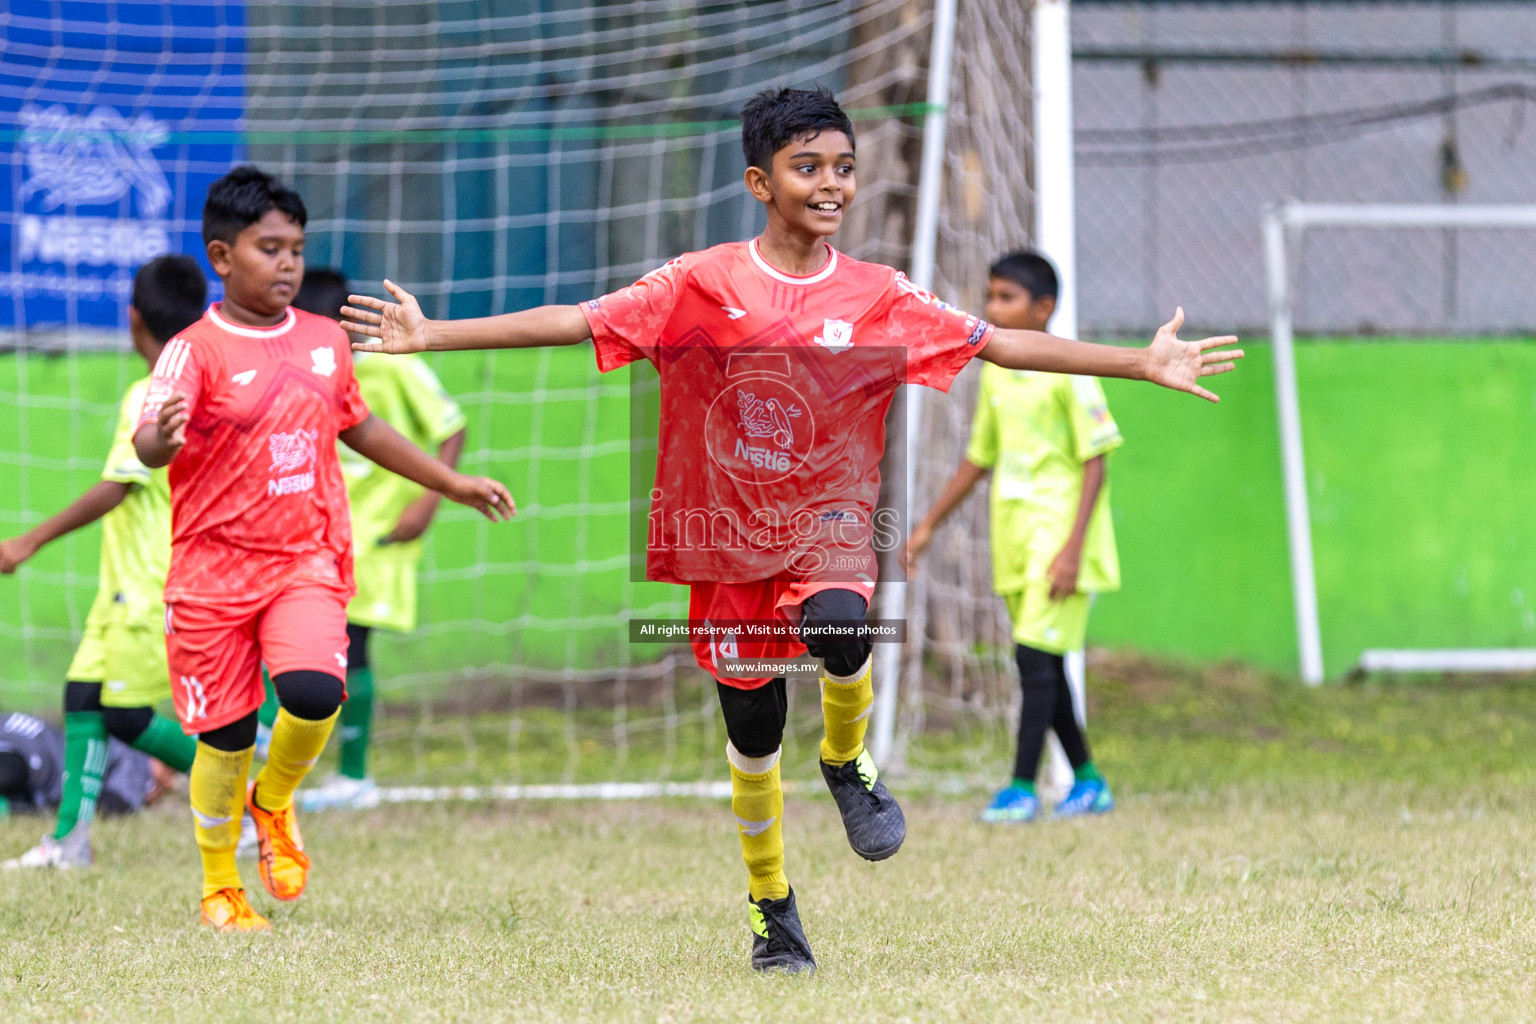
65, 620, 171, 708
347, 554, 417, 633
1002, 582, 1091, 655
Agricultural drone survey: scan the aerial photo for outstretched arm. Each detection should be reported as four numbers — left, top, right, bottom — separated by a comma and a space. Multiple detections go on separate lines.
979, 307, 1242, 403
342, 281, 592, 354
339, 414, 514, 523
0, 481, 130, 573
904, 458, 990, 575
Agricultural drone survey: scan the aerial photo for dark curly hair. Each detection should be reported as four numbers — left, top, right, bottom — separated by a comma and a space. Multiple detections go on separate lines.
131, 254, 207, 343
989, 250, 1059, 300
202, 165, 307, 247
741, 86, 855, 172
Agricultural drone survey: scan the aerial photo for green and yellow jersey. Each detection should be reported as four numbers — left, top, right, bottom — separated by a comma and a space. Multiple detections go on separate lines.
964, 363, 1122, 597
340, 352, 467, 632
66, 376, 173, 705
87, 376, 172, 630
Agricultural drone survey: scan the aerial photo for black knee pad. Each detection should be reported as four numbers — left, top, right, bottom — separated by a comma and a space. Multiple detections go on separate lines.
345, 623, 371, 673
716, 679, 788, 758
273, 670, 345, 721
198, 712, 258, 752
63, 681, 103, 714
101, 705, 154, 745
799, 589, 871, 678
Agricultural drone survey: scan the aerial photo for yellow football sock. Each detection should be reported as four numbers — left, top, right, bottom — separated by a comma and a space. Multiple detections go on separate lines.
819, 655, 873, 766
190, 742, 253, 898
253, 708, 338, 812
728, 743, 789, 902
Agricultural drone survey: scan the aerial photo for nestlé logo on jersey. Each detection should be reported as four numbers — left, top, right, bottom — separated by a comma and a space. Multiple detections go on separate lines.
268, 429, 318, 497
704, 376, 815, 485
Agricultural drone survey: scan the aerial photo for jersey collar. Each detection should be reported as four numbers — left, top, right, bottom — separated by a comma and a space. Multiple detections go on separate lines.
748, 238, 839, 286
207, 304, 297, 338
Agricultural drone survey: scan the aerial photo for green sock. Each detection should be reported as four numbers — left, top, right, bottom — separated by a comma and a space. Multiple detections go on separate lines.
54, 711, 108, 840
339, 666, 375, 780
1009, 777, 1037, 795
1074, 762, 1104, 784
257, 670, 279, 729
128, 712, 197, 774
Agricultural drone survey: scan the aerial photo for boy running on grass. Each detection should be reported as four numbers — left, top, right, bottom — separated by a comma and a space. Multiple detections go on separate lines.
292, 268, 469, 810
907, 250, 1120, 824
132, 166, 513, 932
342, 87, 1240, 972
1, 254, 207, 869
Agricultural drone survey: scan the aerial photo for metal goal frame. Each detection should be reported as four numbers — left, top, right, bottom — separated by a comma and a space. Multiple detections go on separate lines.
1263, 201, 1536, 683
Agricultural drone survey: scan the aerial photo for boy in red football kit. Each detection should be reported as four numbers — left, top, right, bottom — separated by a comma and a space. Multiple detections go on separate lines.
344, 88, 1241, 972
133, 167, 513, 932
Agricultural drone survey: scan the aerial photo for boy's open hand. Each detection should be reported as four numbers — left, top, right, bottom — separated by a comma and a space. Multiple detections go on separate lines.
1143, 307, 1243, 403
442, 473, 516, 522
0, 537, 37, 574
342, 280, 430, 354
156, 393, 190, 453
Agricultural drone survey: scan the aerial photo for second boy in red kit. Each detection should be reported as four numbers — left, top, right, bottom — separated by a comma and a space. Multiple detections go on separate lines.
134, 166, 514, 932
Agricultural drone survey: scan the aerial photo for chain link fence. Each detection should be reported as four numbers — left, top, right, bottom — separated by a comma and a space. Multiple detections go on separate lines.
891, 1, 1536, 775
1074, 1, 1536, 338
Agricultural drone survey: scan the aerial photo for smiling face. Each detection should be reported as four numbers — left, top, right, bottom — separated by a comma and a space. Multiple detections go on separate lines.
206, 207, 305, 323
747, 129, 856, 242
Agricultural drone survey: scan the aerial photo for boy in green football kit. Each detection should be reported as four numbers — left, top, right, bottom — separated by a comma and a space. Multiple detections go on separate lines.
909, 250, 1120, 823
291, 269, 469, 809
0, 254, 207, 868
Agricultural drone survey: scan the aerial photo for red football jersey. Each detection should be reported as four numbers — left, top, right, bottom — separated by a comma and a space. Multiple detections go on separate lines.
584, 240, 993, 584
139, 304, 370, 609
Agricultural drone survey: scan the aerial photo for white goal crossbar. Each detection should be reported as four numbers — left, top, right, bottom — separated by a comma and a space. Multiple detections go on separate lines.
1263, 201, 1536, 684
1358, 649, 1536, 674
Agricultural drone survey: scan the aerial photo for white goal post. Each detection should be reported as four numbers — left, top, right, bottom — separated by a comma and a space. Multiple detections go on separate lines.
1263, 201, 1536, 683
880, 0, 1083, 793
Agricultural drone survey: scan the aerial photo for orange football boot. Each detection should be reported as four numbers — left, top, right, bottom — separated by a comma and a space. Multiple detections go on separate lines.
200, 887, 271, 932
246, 782, 312, 901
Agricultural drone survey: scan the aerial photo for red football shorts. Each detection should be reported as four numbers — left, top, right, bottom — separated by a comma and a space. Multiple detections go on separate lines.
688, 578, 876, 690
164, 582, 350, 734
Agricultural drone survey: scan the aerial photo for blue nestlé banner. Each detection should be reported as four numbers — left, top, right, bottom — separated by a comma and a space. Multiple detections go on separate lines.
1, 2, 245, 338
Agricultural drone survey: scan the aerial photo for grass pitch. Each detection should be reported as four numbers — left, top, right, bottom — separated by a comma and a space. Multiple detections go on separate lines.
4, 661, 1536, 1023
